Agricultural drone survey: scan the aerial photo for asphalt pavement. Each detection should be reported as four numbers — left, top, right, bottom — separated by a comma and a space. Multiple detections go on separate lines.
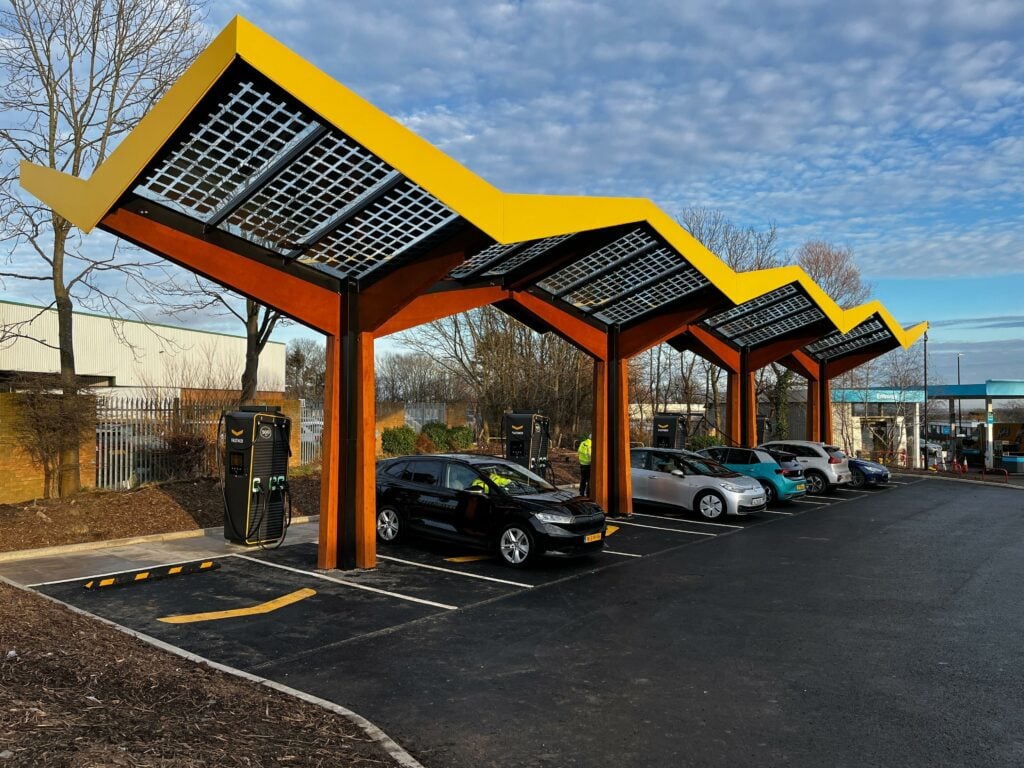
17, 476, 1024, 767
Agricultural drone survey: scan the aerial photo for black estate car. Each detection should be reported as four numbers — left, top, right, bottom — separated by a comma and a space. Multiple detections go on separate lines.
375, 454, 606, 567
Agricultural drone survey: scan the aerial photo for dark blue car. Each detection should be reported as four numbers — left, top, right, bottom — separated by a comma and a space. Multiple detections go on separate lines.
848, 457, 891, 488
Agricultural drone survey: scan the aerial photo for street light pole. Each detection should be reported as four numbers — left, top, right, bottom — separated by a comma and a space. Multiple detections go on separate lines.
956, 353, 963, 438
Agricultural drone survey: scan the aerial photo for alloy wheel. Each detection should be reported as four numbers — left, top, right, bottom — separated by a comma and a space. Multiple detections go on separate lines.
376, 508, 400, 542
499, 526, 531, 566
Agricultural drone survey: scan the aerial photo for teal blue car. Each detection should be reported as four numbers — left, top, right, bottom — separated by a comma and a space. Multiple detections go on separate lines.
696, 446, 807, 505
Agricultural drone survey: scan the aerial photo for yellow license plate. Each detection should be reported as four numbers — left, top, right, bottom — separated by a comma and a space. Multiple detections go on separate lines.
584, 532, 602, 544
796, 483, 806, 491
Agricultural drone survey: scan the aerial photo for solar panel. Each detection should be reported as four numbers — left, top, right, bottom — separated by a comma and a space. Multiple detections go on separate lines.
539, 228, 656, 295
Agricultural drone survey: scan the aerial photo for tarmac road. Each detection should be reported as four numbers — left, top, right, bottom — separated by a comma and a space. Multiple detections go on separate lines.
263, 479, 1024, 768
34, 477, 1024, 767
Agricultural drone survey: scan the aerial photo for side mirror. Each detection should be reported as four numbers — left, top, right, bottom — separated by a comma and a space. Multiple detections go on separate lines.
465, 485, 487, 494
670, 469, 686, 477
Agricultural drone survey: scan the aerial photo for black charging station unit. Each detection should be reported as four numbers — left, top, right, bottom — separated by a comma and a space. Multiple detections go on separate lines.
503, 412, 551, 477
652, 412, 688, 449
222, 405, 291, 546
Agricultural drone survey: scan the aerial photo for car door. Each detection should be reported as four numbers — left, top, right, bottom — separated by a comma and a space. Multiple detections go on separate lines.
630, 449, 655, 502
445, 461, 494, 544
646, 450, 697, 509
399, 459, 449, 535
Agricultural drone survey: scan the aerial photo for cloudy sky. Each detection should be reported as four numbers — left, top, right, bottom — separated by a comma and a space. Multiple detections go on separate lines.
11, 0, 1024, 386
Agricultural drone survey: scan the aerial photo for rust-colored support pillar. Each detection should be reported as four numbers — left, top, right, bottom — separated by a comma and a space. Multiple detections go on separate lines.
725, 371, 741, 445
340, 286, 376, 570
605, 329, 632, 516
591, 361, 609, 511
318, 335, 341, 571
739, 349, 758, 447
806, 374, 821, 441
819, 375, 833, 444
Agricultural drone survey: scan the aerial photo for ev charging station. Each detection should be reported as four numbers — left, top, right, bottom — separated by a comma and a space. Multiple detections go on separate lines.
221, 405, 292, 546
652, 413, 688, 450
503, 412, 551, 478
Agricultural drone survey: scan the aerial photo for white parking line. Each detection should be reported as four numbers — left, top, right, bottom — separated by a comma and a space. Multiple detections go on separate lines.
611, 519, 717, 536
377, 555, 533, 588
629, 512, 742, 529
602, 549, 643, 558
761, 510, 793, 515
232, 554, 458, 610
791, 498, 833, 505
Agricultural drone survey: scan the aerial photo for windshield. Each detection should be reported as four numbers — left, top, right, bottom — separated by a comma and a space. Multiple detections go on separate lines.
683, 457, 740, 478
476, 462, 556, 495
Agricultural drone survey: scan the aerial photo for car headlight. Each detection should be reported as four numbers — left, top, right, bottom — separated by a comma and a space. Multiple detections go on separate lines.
535, 511, 574, 525
719, 483, 747, 493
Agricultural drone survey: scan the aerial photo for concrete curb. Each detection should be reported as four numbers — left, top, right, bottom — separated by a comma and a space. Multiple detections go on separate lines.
0, 515, 320, 563
0, 574, 424, 768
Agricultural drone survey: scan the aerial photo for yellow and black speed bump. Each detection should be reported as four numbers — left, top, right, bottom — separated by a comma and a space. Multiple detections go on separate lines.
83, 560, 219, 590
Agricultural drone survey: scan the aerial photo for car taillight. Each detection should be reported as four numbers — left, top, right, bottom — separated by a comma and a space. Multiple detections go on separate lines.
774, 468, 784, 474
828, 456, 841, 464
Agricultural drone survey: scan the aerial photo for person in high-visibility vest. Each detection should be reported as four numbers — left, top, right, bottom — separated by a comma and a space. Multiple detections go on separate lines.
577, 434, 592, 496
470, 471, 512, 494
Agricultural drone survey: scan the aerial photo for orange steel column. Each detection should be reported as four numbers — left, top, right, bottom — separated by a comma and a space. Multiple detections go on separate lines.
610, 355, 632, 516
340, 328, 375, 569
318, 335, 342, 570
591, 360, 609, 511
806, 375, 822, 441
820, 376, 833, 444
725, 371, 741, 445
743, 370, 758, 447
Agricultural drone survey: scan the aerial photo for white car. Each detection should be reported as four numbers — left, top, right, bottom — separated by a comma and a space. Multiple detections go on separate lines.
630, 448, 767, 520
758, 440, 852, 494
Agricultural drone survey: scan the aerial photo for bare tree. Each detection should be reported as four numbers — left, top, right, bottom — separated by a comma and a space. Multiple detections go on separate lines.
286, 337, 326, 401
794, 241, 871, 308
0, 0, 208, 494
680, 207, 782, 272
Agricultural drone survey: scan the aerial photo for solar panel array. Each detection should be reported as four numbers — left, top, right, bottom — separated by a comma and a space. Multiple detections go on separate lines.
128, 67, 898, 361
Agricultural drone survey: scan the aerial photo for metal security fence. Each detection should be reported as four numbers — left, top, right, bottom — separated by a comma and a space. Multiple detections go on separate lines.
300, 400, 323, 465
404, 402, 446, 432
95, 398, 223, 489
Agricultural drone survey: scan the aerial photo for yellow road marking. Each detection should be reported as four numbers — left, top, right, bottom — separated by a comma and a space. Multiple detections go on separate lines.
157, 588, 316, 624
444, 555, 492, 563
99, 578, 115, 587
134, 572, 149, 581
605, 525, 619, 537
168, 566, 182, 575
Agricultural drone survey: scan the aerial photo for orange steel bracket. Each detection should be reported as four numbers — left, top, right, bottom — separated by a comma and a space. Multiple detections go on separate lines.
358, 229, 492, 333
780, 349, 819, 380
618, 303, 718, 360
508, 292, 607, 360
375, 285, 509, 338
340, 329, 376, 569
101, 209, 341, 336
806, 373, 822, 442
671, 324, 741, 373
747, 330, 829, 372
609, 356, 632, 515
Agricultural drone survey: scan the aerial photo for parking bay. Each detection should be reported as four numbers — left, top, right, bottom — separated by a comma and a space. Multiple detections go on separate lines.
34, 482, 896, 678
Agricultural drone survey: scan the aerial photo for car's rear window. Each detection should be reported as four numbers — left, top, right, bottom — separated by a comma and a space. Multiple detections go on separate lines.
824, 446, 847, 459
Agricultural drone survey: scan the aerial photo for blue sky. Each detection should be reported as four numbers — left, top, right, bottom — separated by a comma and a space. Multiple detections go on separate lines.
10, 0, 1024, 386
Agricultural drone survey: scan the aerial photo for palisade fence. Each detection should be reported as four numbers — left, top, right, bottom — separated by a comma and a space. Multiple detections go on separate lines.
300, 400, 324, 465
95, 398, 224, 489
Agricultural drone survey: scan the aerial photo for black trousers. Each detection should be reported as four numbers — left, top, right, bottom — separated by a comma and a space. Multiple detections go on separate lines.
579, 463, 591, 496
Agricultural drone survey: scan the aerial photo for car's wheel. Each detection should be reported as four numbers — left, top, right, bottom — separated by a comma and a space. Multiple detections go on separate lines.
376, 507, 402, 543
759, 480, 776, 505
498, 524, 535, 567
804, 470, 827, 495
850, 468, 866, 489
695, 491, 727, 520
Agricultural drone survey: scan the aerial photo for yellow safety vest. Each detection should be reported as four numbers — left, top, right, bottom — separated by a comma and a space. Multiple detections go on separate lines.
578, 438, 592, 466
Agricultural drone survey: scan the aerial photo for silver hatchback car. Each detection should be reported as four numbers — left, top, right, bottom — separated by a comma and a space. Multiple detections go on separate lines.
630, 448, 767, 520
758, 440, 852, 494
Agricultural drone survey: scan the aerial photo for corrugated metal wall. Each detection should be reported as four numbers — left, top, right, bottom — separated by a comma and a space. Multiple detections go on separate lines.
0, 301, 286, 391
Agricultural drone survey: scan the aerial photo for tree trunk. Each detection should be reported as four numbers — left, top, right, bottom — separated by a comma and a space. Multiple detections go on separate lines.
240, 301, 261, 404
54, 229, 81, 497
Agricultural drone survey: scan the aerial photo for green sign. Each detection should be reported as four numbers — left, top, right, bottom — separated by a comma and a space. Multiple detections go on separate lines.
987, 412, 995, 425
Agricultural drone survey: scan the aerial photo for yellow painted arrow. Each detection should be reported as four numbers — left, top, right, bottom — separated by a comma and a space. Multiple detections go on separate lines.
605, 525, 619, 537
444, 555, 492, 563
158, 588, 316, 624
